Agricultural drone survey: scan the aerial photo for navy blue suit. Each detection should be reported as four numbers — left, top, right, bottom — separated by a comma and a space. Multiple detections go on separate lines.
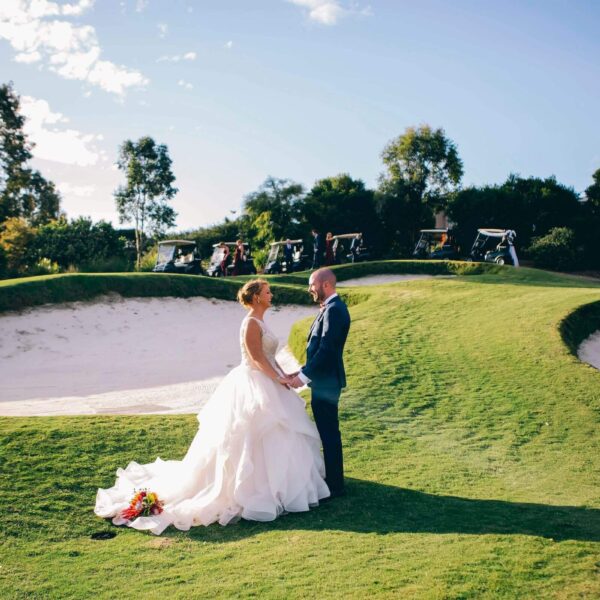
302, 295, 351, 494
312, 234, 324, 269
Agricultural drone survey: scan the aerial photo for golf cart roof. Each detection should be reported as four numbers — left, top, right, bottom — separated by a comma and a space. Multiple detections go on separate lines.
211, 242, 249, 247
332, 233, 361, 240
477, 229, 510, 237
270, 239, 303, 247
419, 229, 448, 234
158, 240, 196, 246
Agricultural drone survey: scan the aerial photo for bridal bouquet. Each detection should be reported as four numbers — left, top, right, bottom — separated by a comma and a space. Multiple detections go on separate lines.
121, 489, 164, 520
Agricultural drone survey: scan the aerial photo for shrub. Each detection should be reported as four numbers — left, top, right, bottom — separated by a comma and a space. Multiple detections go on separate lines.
80, 256, 132, 273
31, 217, 130, 272
0, 217, 37, 276
252, 248, 269, 271
0, 245, 7, 278
527, 227, 581, 271
138, 245, 158, 272
30, 257, 60, 276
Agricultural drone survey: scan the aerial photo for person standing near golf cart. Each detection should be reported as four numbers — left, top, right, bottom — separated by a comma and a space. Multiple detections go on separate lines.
312, 229, 324, 269
325, 232, 334, 266
350, 234, 363, 263
283, 239, 294, 272
219, 242, 229, 277
233, 239, 244, 276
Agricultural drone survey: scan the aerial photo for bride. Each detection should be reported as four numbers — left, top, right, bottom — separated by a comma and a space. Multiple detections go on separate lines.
95, 279, 330, 535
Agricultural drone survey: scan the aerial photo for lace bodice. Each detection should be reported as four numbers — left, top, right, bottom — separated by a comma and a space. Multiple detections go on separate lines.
240, 316, 280, 372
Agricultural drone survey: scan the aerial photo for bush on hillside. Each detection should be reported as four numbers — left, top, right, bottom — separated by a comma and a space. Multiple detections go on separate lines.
138, 245, 158, 271
31, 217, 130, 272
0, 217, 37, 277
30, 257, 60, 276
527, 227, 582, 271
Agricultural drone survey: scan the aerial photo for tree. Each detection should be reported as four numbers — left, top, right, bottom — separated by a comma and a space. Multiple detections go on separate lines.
584, 168, 600, 213
31, 217, 128, 271
0, 82, 60, 224
114, 136, 178, 269
0, 216, 36, 275
300, 174, 381, 254
243, 177, 305, 244
579, 168, 600, 268
377, 125, 463, 253
379, 125, 463, 208
447, 175, 582, 254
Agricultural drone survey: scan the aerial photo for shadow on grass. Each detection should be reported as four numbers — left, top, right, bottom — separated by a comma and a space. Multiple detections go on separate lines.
163, 478, 599, 544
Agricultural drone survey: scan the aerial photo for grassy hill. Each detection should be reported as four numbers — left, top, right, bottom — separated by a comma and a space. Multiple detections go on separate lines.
1, 265, 599, 598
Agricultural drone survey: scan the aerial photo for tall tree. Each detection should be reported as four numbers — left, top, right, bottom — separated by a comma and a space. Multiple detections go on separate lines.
377, 125, 463, 253
0, 82, 60, 224
379, 124, 463, 209
114, 136, 178, 269
300, 174, 380, 253
243, 177, 305, 244
580, 168, 600, 268
585, 168, 600, 211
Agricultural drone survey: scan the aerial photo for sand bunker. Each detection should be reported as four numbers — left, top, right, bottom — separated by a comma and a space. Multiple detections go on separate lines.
0, 296, 316, 416
578, 330, 600, 371
1, 273, 454, 416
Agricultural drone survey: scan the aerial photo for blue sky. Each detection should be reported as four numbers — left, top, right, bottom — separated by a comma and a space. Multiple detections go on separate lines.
1, 0, 599, 229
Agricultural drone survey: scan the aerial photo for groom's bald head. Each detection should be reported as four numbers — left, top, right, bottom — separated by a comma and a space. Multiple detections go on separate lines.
308, 268, 337, 303
312, 268, 336, 287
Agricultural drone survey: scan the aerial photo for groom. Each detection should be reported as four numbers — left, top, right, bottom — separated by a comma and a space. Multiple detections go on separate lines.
289, 268, 351, 498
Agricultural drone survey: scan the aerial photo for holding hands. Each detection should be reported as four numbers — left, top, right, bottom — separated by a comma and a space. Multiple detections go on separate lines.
277, 371, 304, 389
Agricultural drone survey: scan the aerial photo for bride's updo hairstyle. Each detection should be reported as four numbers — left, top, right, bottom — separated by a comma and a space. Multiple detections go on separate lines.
237, 279, 268, 308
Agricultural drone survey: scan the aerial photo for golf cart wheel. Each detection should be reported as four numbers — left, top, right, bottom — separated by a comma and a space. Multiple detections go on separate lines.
495, 257, 505, 266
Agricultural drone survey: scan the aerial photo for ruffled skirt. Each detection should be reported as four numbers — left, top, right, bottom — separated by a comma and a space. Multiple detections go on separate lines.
94, 365, 329, 534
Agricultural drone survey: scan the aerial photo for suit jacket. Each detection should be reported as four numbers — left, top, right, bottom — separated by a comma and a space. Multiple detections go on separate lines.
303, 295, 351, 392
313, 234, 324, 254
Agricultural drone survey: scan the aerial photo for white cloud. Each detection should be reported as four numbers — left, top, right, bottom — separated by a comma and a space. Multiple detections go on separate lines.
225, 40, 233, 49
0, 1, 148, 96
288, 0, 343, 24
135, 0, 148, 12
177, 79, 193, 90
20, 95, 102, 167
157, 22, 168, 38
157, 51, 196, 62
57, 181, 96, 197
15, 49, 41, 62
287, 0, 371, 25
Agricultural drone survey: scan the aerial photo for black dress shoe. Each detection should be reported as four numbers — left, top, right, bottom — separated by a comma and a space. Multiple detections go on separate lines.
320, 489, 346, 503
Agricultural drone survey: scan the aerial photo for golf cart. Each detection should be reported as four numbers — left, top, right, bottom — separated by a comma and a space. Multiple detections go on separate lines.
332, 233, 370, 264
263, 239, 307, 274
206, 242, 257, 277
153, 240, 203, 275
469, 229, 519, 266
413, 229, 459, 260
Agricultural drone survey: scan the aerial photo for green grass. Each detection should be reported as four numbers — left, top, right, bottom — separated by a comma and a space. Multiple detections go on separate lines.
0, 260, 511, 314
1, 265, 599, 598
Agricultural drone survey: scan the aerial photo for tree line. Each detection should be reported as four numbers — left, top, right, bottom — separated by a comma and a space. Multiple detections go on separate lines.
1, 81, 599, 278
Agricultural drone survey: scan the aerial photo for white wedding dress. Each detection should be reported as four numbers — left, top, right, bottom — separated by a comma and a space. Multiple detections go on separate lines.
95, 315, 330, 535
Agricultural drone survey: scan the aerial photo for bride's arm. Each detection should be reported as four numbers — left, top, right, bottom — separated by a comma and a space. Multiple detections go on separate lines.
244, 319, 289, 385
